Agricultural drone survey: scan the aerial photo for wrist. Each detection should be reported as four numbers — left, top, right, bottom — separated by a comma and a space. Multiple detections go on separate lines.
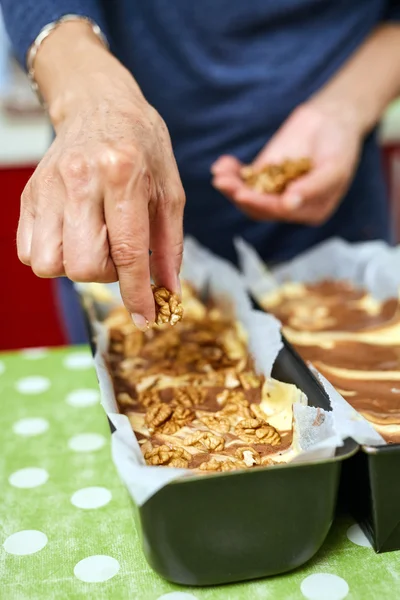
34, 21, 143, 127
306, 92, 369, 138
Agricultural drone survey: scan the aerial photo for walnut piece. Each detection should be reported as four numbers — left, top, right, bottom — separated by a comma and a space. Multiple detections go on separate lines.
172, 386, 206, 407
139, 388, 161, 408
145, 403, 194, 434
198, 458, 239, 472
235, 447, 261, 467
250, 403, 267, 420
217, 390, 251, 418
239, 372, 262, 390
234, 418, 281, 445
145, 403, 173, 432
152, 285, 184, 326
241, 158, 312, 195
217, 389, 247, 406
144, 444, 191, 468
199, 414, 230, 434
184, 431, 225, 452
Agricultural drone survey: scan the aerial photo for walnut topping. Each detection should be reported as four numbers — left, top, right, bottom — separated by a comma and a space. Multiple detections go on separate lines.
217, 390, 251, 418
198, 458, 239, 472
172, 386, 206, 408
145, 403, 194, 434
250, 403, 267, 420
145, 403, 173, 432
235, 418, 281, 445
144, 444, 191, 468
235, 447, 261, 467
239, 372, 262, 390
152, 285, 184, 326
260, 456, 276, 466
171, 405, 195, 428
241, 158, 312, 194
217, 389, 247, 406
184, 431, 225, 452
197, 457, 247, 472
139, 388, 161, 408
198, 414, 230, 434
106, 282, 289, 475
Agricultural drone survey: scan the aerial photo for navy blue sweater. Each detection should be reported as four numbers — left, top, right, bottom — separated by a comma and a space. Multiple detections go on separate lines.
1, 0, 399, 263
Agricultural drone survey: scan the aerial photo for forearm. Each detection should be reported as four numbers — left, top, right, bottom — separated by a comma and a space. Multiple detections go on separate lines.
33, 21, 146, 127
311, 24, 400, 135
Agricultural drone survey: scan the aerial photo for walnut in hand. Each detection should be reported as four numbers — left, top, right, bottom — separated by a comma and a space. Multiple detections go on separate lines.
152, 285, 184, 326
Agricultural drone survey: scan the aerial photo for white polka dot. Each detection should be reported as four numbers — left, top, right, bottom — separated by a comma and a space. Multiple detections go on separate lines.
66, 389, 100, 407
63, 352, 93, 370
156, 594, 198, 600
74, 555, 120, 583
347, 524, 372, 548
68, 433, 106, 452
0, 360, 5, 374
71, 487, 112, 509
15, 376, 51, 395
9, 467, 49, 489
301, 574, 349, 600
3, 530, 48, 555
20, 348, 48, 360
13, 417, 49, 437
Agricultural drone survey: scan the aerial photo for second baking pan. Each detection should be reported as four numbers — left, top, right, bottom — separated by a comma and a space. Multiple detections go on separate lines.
342, 442, 400, 552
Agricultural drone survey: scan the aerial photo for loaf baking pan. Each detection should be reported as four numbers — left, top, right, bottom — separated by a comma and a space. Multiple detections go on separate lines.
341, 442, 400, 552
81, 292, 358, 585
239, 237, 400, 554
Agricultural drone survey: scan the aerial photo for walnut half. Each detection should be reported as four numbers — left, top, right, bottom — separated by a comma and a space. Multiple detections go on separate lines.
152, 285, 184, 326
234, 418, 281, 445
145, 403, 194, 434
144, 444, 191, 468
184, 431, 225, 452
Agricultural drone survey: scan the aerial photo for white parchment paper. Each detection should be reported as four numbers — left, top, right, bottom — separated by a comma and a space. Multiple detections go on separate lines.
75, 238, 368, 506
235, 237, 391, 447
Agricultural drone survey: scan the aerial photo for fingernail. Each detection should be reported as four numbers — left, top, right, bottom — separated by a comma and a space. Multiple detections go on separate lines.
131, 313, 150, 331
284, 194, 303, 210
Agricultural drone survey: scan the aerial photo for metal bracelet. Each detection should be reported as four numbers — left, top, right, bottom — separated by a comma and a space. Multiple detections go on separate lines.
26, 14, 109, 108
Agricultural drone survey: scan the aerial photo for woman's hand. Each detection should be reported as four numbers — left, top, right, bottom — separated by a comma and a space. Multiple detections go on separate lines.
18, 22, 185, 329
211, 101, 363, 225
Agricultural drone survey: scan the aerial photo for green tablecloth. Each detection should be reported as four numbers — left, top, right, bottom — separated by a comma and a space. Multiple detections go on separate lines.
1, 346, 399, 600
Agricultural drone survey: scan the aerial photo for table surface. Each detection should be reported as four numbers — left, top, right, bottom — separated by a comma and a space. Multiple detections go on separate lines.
1, 346, 399, 600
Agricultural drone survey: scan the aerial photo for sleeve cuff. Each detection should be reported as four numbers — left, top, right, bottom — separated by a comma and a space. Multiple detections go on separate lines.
1, 1, 108, 68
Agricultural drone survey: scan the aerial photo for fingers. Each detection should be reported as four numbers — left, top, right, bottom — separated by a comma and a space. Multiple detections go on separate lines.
211, 154, 242, 176
149, 178, 185, 295
60, 151, 117, 283
211, 155, 248, 199
30, 210, 64, 278
20, 172, 66, 277
103, 147, 155, 328
17, 181, 35, 266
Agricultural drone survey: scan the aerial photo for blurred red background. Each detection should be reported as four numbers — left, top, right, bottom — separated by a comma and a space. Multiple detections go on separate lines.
0, 145, 399, 351
0, 166, 66, 350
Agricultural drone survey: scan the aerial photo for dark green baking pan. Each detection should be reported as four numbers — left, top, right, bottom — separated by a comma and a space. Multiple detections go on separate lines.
80, 291, 358, 585
341, 443, 400, 553
251, 294, 400, 556
132, 343, 358, 586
